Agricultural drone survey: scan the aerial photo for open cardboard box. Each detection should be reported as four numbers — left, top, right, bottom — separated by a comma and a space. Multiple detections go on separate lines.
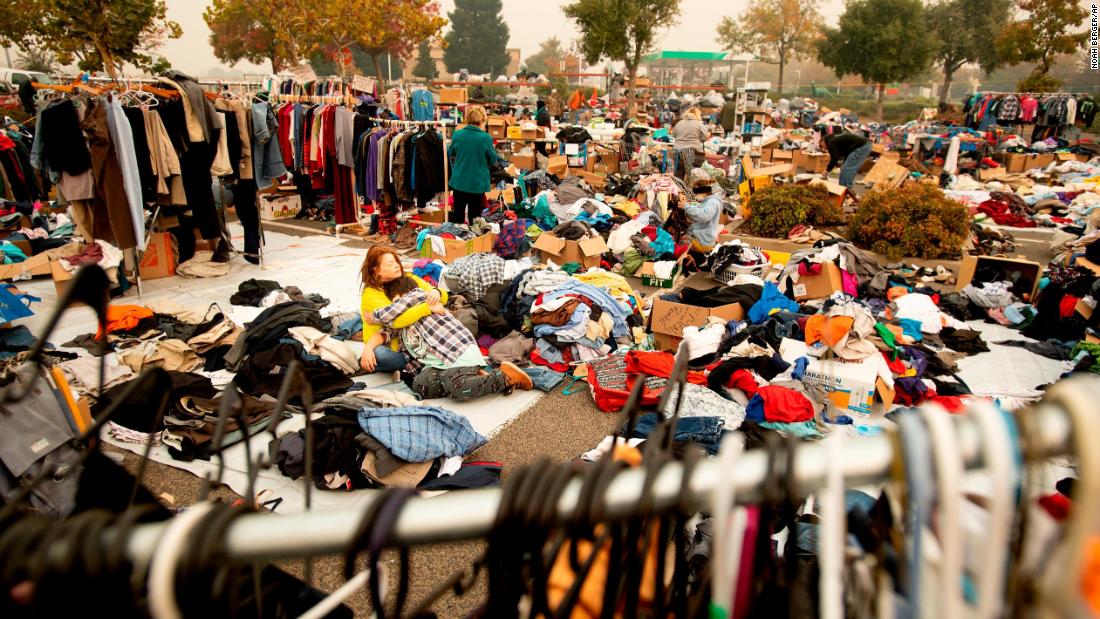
791, 261, 844, 300
862, 157, 909, 189
802, 178, 848, 208
978, 166, 1006, 181
637, 255, 685, 289
420, 231, 495, 264
780, 338, 895, 417
547, 154, 568, 176
648, 298, 744, 352
137, 231, 177, 280
533, 233, 608, 269
740, 155, 791, 181
957, 254, 1042, 302
793, 151, 828, 174
0, 252, 51, 281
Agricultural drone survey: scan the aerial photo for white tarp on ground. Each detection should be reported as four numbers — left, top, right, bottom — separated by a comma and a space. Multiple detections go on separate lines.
15, 223, 542, 513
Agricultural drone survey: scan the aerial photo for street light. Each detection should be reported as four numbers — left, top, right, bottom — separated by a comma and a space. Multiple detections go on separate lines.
795, 70, 801, 95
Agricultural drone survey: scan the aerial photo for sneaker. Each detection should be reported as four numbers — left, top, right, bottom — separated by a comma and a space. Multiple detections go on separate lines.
499, 362, 533, 391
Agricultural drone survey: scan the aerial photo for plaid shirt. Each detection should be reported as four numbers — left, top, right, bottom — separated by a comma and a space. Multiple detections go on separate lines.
357, 405, 486, 462
374, 289, 476, 367
445, 253, 506, 300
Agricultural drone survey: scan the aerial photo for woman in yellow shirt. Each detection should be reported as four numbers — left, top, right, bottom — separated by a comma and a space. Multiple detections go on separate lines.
359, 246, 446, 372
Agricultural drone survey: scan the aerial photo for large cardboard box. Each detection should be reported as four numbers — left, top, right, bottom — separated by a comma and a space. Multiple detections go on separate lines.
978, 166, 1006, 181
956, 254, 1042, 301
510, 153, 537, 170
793, 151, 829, 174
862, 157, 909, 189
438, 87, 468, 104
802, 179, 847, 209
648, 298, 744, 351
780, 339, 894, 418
792, 261, 844, 300
420, 231, 495, 264
532, 233, 608, 269
0, 252, 51, 281
547, 154, 569, 176
570, 169, 607, 192
137, 231, 177, 280
259, 193, 302, 221
740, 155, 791, 182
1002, 152, 1055, 173
417, 208, 446, 224
487, 117, 510, 140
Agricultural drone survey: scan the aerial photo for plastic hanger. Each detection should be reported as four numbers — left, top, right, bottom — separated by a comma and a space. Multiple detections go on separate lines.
1037, 379, 1100, 618
920, 404, 965, 618
819, 430, 846, 619
971, 400, 1016, 618
147, 502, 217, 619
710, 433, 746, 619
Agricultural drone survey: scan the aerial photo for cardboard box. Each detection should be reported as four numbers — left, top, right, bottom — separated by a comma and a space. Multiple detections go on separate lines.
487, 117, 509, 139
978, 166, 1006, 181
637, 257, 684, 289
420, 231, 495, 264
417, 208, 446, 224
792, 261, 844, 300
793, 151, 829, 174
438, 87, 468, 105
506, 125, 523, 140
780, 339, 894, 417
547, 155, 568, 176
510, 153, 537, 170
648, 298, 744, 351
0, 252, 51, 281
50, 260, 74, 298
1002, 152, 1054, 173
956, 254, 1042, 301
520, 125, 542, 140
570, 169, 607, 192
259, 193, 302, 221
760, 148, 773, 163
862, 157, 909, 189
137, 232, 177, 280
532, 233, 608, 269
770, 150, 794, 162
740, 155, 791, 181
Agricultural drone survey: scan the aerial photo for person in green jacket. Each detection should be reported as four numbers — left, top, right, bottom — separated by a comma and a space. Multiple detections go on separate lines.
447, 105, 504, 224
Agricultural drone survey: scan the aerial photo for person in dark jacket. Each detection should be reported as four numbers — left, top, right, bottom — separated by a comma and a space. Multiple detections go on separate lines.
534, 99, 552, 156
822, 130, 872, 189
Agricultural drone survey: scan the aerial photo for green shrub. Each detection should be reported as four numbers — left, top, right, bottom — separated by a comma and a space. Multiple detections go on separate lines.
744, 184, 845, 238
847, 183, 969, 259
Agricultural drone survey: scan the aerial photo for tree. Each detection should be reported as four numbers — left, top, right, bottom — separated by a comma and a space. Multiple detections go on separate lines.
928, 0, 1011, 109
203, 0, 315, 73
412, 40, 438, 80
715, 0, 822, 94
995, 0, 1088, 92
4, 0, 181, 78
316, 0, 446, 83
563, 0, 680, 110
524, 37, 566, 77
817, 0, 934, 120
443, 0, 510, 76
17, 48, 58, 74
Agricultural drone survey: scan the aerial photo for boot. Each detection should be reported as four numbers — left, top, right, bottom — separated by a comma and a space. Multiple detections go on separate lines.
499, 362, 533, 392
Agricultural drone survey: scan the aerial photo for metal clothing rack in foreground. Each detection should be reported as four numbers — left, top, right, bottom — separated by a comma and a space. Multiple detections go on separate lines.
121, 394, 1078, 565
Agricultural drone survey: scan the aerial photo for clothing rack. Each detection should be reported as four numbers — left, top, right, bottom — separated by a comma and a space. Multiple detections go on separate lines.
115, 392, 1081, 565
367, 117, 454, 223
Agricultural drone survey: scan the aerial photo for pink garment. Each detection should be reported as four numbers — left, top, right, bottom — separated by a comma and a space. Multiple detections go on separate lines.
841, 269, 859, 297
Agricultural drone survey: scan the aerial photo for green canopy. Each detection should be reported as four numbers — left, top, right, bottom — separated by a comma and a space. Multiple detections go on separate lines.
643, 51, 730, 63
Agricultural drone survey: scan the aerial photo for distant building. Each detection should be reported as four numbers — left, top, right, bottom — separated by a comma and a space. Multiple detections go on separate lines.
401, 42, 522, 82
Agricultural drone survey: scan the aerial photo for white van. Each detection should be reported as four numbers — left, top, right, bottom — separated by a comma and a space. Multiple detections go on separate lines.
0, 68, 55, 90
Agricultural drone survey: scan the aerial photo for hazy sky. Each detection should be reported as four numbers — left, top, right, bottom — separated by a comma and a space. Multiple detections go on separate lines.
162, 0, 848, 76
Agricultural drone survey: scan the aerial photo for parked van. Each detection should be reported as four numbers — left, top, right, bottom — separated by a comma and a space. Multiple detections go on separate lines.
0, 68, 55, 90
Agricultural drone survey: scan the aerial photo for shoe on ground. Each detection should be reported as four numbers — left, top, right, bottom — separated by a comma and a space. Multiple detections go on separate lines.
499, 362, 533, 391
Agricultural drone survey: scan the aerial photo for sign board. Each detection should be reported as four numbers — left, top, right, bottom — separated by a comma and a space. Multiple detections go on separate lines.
289, 64, 317, 82
351, 75, 376, 94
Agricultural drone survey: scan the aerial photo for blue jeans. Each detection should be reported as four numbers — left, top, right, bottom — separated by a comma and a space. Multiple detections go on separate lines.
372, 345, 408, 373
522, 366, 565, 392
839, 142, 872, 189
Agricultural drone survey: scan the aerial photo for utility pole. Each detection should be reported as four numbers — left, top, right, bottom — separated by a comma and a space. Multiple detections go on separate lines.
3, 46, 12, 68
